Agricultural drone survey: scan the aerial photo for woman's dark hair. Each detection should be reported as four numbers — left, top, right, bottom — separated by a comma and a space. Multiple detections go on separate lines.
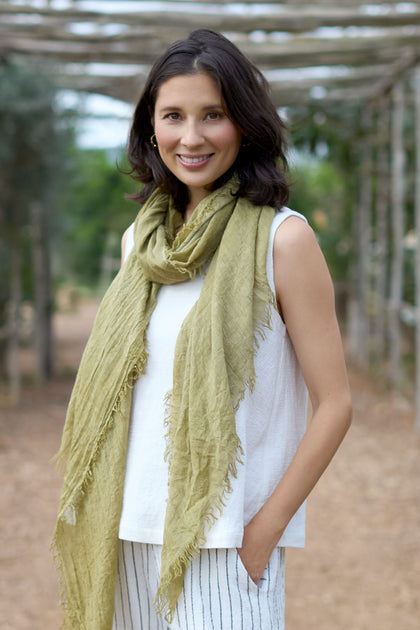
127, 29, 289, 210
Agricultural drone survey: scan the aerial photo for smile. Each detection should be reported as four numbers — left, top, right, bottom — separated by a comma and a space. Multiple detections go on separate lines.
177, 154, 213, 166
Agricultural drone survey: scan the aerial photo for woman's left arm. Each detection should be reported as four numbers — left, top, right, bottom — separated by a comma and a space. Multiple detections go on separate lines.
238, 216, 352, 584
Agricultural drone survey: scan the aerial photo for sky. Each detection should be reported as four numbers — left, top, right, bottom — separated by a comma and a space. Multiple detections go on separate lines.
58, 90, 134, 149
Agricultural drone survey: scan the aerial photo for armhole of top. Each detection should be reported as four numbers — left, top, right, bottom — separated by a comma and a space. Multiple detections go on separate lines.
266, 208, 309, 294
123, 222, 135, 264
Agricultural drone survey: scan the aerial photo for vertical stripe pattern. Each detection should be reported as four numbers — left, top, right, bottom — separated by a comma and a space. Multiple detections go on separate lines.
113, 541, 285, 630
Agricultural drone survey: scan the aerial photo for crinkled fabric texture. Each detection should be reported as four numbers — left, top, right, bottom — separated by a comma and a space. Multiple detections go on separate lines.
52, 177, 275, 629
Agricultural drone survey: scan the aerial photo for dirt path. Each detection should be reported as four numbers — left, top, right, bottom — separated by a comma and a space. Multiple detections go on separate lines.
1, 299, 419, 630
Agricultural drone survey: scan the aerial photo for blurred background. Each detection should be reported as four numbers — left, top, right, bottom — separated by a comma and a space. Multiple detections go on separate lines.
0, 1, 419, 629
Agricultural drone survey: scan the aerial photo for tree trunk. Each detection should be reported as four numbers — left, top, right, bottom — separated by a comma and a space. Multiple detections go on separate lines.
0, 239, 9, 381
389, 82, 405, 388
30, 201, 53, 382
414, 67, 420, 431
8, 244, 22, 404
99, 231, 120, 296
373, 97, 390, 365
353, 106, 373, 367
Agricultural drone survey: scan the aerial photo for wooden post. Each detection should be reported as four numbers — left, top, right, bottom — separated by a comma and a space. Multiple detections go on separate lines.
372, 97, 390, 365
357, 106, 373, 367
8, 244, 22, 404
30, 201, 53, 383
414, 67, 420, 430
99, 232, 120, 296
389, 82, 405, 388
347, 161, 361, 361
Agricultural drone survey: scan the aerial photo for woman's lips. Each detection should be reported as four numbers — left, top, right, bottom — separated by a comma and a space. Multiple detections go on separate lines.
177, 154, 213, 167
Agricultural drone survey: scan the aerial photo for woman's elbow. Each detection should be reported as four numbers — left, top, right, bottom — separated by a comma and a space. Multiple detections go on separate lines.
335, 390, 353, 434
312, 389, 353, 434
343, 393, 353, 430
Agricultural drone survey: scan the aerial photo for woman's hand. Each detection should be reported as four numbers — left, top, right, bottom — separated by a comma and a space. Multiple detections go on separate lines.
237, 507, 285, 584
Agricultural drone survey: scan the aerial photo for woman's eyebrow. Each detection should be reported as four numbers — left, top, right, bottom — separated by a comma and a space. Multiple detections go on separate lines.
157, 106, 182, 112
157, 104, 224, 112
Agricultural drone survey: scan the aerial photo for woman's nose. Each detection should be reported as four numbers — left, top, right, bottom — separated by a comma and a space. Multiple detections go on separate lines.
181, 121, 204, 147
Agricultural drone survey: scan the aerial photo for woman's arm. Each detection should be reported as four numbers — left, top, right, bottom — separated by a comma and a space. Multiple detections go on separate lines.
238, 216, 352, 584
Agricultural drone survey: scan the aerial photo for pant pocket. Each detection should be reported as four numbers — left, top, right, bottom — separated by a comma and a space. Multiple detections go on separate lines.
234, 548, 267, 591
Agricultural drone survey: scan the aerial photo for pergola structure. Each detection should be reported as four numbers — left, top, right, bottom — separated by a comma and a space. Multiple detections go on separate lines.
1, 0, 420, 106
1, 0, 420, 428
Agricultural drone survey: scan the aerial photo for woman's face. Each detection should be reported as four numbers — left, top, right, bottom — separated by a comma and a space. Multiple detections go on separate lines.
153, 73, 242, 207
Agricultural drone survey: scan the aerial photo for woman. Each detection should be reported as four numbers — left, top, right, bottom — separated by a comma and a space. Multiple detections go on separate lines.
53, 29, 352, 630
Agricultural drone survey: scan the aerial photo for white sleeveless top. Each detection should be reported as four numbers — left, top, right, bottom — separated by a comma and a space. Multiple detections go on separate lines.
118, 208, 308, 548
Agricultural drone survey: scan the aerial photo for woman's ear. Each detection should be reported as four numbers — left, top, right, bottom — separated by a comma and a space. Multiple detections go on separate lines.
148, 105, 154, 127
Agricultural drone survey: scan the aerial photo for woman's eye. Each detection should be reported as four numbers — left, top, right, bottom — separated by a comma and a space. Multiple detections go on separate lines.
206, 112, 221, 120
166, 113, 181, 120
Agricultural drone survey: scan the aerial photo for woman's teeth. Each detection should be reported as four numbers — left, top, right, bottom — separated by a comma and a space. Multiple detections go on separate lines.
179, 155, 211, 163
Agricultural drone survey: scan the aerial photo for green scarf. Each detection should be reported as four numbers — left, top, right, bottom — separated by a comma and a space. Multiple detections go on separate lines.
52, 177, 275, 629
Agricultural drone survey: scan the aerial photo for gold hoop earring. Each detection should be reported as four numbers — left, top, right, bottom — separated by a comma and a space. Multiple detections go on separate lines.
150, 133, 158, 148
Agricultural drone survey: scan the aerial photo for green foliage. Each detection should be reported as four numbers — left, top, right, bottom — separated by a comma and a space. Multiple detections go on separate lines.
0, 58, 75, 301
0, 60, 73, 217
287, 102, 363, 283
0, 58, 76, 378
0, 58, 139, 295
289, 102, 361, 171
58, 148, 139, 287
289, 155, 351, 282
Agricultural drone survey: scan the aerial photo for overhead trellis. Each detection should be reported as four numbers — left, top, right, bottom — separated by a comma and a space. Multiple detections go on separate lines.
0, 0, 420, 105
2, 0, 420, 429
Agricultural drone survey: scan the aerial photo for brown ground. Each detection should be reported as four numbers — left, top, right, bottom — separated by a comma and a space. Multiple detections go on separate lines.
1, 298, 419, 630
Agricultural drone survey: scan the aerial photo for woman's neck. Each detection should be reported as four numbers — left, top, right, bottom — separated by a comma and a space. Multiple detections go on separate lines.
184, 188, 210, 224
183, 205, 195, 225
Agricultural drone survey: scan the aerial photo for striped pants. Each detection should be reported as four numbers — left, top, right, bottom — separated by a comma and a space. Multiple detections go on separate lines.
112, 540, 285, 630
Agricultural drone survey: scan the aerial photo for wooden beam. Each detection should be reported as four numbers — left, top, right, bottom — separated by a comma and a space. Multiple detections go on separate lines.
35, 0, 417, 5
60, 64, 390, 92
269, 65, 392, 91
55, 70, 376, 107
367, 51, 420, 102
56, 73, 144, 104
2, 3, 420, 33
1, 30, 418, 69
1, 1, 419, 14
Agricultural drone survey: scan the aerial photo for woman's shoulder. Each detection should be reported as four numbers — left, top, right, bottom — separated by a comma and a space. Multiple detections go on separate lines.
272, 206, 308, 230
272, 208, 318, 260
